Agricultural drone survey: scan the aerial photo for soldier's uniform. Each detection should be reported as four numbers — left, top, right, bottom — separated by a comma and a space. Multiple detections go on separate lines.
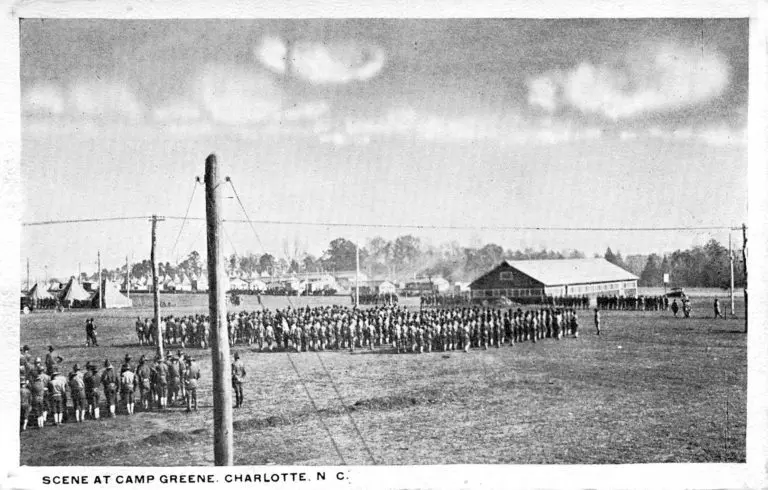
20, 378, 31, 431
29, 374, 46, 428
155, 357, 169, 409
185, 357, 200, 412
69, 365, 86, 423
120, 365, 137, 415
136, 356, 153, 410
167, 356, 181, 405
231, 353, 246, 408
594, 309, 601, 335
101, 360, 119, 418
48, 370, 68, 426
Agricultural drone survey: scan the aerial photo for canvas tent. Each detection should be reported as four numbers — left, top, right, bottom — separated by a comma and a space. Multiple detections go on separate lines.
91, 279, 133, 309
59, 277, 92, 306
27, 282, 55, 301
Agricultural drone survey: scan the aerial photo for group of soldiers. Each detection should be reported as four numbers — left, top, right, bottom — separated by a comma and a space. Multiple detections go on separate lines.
20, 345, 203, 431
596, 295, 669, 311
135, 316, 211, 349
133, 305, 587, 355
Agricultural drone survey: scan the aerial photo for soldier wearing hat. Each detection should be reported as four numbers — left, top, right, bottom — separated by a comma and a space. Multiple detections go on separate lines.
20, 376, 31, 431
29, 371, 46, 428
167, 355, 181, 406
231, 352, 246, 408
155, 355, 169, 409
120, 362, 137, 415
101, 359, 119, 418
20, 345, 31, 379
48, 368, 68, 426
45, 345, 58, 376
69, 364, 86, 423
184, 356, 200, 412
136, 355, 153, 411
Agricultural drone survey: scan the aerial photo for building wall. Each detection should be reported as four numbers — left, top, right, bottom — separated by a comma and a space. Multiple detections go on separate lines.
470, 262, 638, 299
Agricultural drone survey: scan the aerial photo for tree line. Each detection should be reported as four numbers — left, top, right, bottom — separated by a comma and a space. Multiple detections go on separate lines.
91, 236, 743, 290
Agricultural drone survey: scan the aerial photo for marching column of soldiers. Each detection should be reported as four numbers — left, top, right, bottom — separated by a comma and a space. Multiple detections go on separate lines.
134, 305, 582, 354
596, 295, 668, 311
20, 345, 204, 430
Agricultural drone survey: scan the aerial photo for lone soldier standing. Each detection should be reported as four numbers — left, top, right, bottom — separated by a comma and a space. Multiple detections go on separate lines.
231, 352, 246, 408
594, 308, 601, 336
714, 298, 725, 319
671, 299, 679, 317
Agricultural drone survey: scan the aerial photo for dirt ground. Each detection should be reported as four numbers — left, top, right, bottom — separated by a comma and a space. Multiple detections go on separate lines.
19, 294, 747, 466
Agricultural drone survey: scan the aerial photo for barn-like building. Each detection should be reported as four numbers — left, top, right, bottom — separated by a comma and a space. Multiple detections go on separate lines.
469, 258, 638, 301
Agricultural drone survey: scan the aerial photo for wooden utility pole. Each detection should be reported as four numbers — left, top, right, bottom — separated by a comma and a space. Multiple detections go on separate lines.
150, 215, 165, 357
355, 240, 360, 307
205, 153, 234, 466
729, 231, 735, 318
97, 251, 102, 309
26, 258, 29, 292
126, 255, 131, 300
741, 223, 747, 333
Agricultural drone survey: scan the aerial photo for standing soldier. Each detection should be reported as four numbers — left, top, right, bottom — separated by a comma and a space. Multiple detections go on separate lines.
571, 310, 579, 338
45, 345, 59, 376
594, 308, 601, 336
20, 377, 31, 431
714, 298, 725, 319
47, 368, 68, 426
101, 360, 119, 418
184, 356, 200, 412
84, 362, 101, 420
671, 299, 679, 317
120, 363, 137, 415
155, 356, 169, 409
136, 317, 145, 346
231, 352, 246, 408
167, 355, 181, 406
69, 364, 86, 423
29, 372, 46, 428
136, 356, 153, 411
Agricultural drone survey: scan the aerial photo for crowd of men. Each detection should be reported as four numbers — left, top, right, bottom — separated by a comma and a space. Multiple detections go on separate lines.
135, 305, 586, 354
19, 345, 207, 431
595, 295, 669, 311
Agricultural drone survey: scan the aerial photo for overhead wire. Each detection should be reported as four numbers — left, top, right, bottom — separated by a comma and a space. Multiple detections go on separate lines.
169, 180, 200, 260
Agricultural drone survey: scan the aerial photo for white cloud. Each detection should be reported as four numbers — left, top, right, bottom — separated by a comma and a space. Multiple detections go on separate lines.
528, 43, 730, 119
69, 80, 144, 119
255, 37, 386, 85
23, 84, 65, 115
527, 76, 558, 113
195, 64, 283, 124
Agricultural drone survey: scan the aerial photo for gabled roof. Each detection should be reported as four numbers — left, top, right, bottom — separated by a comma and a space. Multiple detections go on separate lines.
503, 258, 638, 286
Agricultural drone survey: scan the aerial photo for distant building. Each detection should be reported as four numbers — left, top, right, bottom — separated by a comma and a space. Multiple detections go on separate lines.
469, 258, 638, 301
360, 280, 396, 295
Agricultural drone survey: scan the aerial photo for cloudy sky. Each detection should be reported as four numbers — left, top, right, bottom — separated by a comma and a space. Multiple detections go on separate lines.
20, 19, 747, 279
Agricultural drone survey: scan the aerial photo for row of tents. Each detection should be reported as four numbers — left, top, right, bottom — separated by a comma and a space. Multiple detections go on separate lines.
26, 277, 132, 309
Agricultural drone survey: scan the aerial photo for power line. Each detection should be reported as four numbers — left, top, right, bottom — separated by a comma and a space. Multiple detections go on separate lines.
22, 216, 151, 226
169, 180, 201, 259
22, 215, 745, 232
165, 217, 743, 232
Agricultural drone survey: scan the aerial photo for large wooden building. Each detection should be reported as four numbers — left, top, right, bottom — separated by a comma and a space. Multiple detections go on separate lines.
469, 258, 638, 301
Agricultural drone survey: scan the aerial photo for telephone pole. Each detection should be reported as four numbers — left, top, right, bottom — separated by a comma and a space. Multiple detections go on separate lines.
205, 153, 234, 466
729, 231, 735, 318
150, 215, 165, 357
26, 258, 29, 292
355, 240, 360, 307
741, 223, 747, 333
97, 251, 102, 309
126, 255, 131, 300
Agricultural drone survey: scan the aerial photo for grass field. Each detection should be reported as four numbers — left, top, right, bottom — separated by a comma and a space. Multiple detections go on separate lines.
19, 294, 747, 466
